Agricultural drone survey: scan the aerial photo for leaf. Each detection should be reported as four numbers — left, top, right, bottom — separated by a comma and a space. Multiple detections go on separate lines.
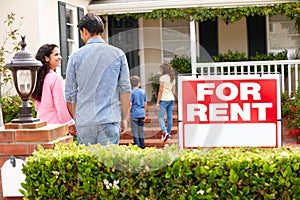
229, 169, 239, 184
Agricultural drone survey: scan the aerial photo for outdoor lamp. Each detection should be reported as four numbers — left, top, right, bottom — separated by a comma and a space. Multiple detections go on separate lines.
6, 36, 41, 123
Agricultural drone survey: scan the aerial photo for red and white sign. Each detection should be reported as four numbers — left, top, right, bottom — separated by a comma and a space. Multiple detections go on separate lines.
178, 75, 281, 148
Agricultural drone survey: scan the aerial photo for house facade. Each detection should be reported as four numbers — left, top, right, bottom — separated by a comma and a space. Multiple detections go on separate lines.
0, 0, 299, 99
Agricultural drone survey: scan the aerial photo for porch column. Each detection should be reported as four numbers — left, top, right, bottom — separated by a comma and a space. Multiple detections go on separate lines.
190, 20, 197, 74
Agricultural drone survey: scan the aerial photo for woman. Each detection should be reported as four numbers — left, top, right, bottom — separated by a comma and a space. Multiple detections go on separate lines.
32, 44, 76, 135
156, 63, 176, 142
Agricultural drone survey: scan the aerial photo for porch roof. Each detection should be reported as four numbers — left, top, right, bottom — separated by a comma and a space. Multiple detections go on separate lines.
88, 0, 297, 15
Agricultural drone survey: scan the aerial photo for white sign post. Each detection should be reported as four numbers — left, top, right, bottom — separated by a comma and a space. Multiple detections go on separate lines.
178, 75, 281, 148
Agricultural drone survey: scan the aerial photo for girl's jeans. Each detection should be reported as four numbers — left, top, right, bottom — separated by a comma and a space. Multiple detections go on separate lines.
130, 118, 145, 149
158, 100, 174, 134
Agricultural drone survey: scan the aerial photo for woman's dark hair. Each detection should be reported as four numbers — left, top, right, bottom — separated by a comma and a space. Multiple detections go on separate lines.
160, 63, 175, 83
77, 13, 104, 36
32, 44, 58, 101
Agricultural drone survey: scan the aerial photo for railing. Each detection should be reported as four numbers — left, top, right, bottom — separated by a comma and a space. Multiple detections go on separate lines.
193, 60, 300, 95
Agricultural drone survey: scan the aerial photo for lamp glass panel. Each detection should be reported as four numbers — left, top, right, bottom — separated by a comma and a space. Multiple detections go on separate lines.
16, 70, 32, 96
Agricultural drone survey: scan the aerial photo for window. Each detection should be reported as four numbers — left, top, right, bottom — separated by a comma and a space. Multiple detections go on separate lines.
268, 15, 300, 58
161, 19, 190, 62
66, 7, 76, 56
58, 1, 84, 78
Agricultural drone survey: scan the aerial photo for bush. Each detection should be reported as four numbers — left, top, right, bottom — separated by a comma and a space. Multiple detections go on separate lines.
212, 50, 288, 62
282, 84, 300, 138
21, 143, 300, 199
148, 73, 160, 100
170, 56, 191, 74
1, 95, 36, 123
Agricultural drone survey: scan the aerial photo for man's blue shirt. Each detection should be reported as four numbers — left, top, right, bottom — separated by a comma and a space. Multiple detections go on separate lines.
65, 38, 131, 126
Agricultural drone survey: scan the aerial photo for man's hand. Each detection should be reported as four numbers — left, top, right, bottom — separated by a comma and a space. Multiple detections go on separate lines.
120, 92, 130, 135
120, 119, 128, 134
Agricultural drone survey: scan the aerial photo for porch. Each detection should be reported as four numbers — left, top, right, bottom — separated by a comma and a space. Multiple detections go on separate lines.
120, 59, 300, 148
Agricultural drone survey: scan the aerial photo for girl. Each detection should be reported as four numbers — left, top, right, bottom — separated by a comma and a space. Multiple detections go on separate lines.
156, 63, 176, 142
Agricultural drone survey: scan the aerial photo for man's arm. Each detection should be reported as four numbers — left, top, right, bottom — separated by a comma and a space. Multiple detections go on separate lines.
67, 102, 75, 119
120, 92, 131, 134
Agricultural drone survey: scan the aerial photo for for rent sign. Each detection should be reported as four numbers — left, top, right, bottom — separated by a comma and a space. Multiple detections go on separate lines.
178, 75, 281, 148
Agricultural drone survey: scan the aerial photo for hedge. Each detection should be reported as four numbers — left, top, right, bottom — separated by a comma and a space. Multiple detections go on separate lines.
21, 143, 300, 199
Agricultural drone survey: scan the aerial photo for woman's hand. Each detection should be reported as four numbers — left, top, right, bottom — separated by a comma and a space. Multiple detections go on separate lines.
156, 103, 160, 110
68, 124, 76, 136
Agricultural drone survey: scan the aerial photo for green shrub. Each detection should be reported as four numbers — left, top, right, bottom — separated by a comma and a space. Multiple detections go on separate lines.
1, 95, 36, 123
170, 56, 191, 74
212, 50, 288, 62
148, 73, 160, 98
21, 143, 300, 199
212, 50, 248, 62
281, 83, 300, 138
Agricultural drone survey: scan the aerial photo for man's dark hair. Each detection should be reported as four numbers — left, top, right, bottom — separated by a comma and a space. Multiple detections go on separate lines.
77, 13, 104, 35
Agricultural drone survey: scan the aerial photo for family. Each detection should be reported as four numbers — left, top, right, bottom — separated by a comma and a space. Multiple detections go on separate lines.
32, 13, 176, 148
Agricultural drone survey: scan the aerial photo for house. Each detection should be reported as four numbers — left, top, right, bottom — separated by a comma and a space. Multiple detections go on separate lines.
0, 0, 299, 98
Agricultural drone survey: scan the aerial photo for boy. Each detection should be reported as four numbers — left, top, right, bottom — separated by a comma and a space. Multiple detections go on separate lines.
129, 76, 147, 149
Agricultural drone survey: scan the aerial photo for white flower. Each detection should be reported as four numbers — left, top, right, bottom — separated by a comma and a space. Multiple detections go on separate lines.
52, 171, 60, 176
113, 180, 120, 189
103, 179, 109, 185
197, 190, 204, 195
281, 151, 289, 157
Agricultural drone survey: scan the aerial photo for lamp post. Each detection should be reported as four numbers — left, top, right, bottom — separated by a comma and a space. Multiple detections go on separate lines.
6, 36, 41, 123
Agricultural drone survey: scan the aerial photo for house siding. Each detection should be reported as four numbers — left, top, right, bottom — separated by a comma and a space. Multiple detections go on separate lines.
218, 17, 248, 56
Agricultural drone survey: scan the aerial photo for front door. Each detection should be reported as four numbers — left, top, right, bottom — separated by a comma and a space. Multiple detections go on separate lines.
108, 16, 140, 76
247, 16, 267, 57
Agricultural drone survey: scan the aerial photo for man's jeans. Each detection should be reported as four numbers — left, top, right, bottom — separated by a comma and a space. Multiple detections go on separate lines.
158, 100, 174, 134
76, 123, 120, 146
130, 118, 145, 149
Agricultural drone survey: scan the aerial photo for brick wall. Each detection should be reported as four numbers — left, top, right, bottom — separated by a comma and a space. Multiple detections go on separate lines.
282, 117, 298, 142
0, 122, 73, 200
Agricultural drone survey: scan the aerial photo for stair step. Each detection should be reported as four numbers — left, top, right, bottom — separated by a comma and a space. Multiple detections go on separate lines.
120, 101, 179, 147
121, 130, 178, 139
119, 138, 178, 147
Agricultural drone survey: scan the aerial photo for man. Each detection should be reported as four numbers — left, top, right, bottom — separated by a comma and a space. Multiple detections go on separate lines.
65, 13, 131, 146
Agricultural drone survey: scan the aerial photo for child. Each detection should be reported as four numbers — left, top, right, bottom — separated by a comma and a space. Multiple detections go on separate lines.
156, 63, 176, 142
130, 76, 147, 148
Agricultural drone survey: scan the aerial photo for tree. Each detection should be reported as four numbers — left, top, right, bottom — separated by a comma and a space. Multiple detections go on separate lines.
0, 12, 23, 97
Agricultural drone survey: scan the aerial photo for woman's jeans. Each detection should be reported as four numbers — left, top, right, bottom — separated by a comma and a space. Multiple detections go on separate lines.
130, 118, 145, 149
158, 100, 174, 134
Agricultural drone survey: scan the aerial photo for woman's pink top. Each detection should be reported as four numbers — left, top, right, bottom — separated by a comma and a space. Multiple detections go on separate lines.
34, 70, 75, 126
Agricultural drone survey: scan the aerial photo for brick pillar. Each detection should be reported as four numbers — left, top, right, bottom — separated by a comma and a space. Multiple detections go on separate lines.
0, 121, 73, 199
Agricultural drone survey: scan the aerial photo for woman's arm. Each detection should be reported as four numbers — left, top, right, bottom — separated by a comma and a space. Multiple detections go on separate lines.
172, 84, 176, 98
156, 82, 164, 110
